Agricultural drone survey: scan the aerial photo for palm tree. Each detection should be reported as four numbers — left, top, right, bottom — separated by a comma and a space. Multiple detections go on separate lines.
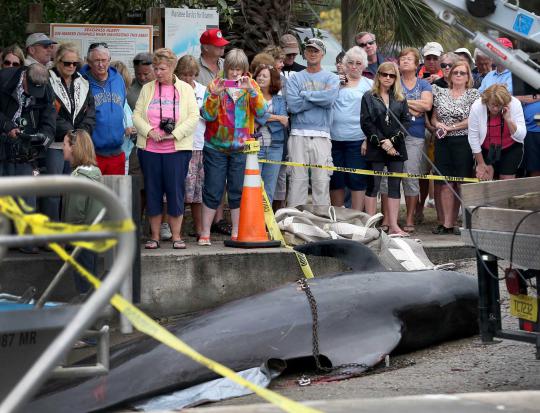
342, 0, 452, 51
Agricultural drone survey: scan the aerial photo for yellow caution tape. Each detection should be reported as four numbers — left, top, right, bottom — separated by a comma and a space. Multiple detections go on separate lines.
259, 159, 480, 183
261, 185, 314, 279
0, 196, 134, 252
1, 196, 321, 413
243, 140, 261, 154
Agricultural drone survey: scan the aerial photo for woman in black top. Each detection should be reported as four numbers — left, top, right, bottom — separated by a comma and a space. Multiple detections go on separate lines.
45, 42, 95, 221
361, 62, 410, 236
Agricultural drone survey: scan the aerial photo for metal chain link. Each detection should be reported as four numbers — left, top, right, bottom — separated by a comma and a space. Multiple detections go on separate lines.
296, 278, 369, 373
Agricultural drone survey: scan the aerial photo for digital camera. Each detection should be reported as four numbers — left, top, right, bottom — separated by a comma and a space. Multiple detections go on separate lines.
159, 118, 175, 134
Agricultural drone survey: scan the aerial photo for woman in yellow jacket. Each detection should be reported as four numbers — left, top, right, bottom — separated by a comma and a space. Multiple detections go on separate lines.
133, 48, 199, 249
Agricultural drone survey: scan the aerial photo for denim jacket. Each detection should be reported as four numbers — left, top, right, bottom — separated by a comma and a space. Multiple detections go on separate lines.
255, 95, 287, 145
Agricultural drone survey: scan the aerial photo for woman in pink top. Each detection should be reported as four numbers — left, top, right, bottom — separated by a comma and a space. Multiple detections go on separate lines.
133, 48, 199, 249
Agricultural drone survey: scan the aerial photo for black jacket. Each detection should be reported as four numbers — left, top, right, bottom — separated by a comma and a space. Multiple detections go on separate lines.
49, 69, 95, 142
0, 67, 56, 162
360, 91, 410, 162
0, 67, 55, 138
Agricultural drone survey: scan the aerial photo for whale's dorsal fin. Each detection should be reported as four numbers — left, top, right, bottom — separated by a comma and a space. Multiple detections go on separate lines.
294, 240, 386, 272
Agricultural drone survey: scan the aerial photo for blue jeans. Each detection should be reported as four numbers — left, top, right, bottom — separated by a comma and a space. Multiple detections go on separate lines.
39, 148, 70, 221
138, 150, 192, 216
0, 161, 36, 208
202, 146, 246, 210
330, 140, 367, 191
258, 143, 283, 204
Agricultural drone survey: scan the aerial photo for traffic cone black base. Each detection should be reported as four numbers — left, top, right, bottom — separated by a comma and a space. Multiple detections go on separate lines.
224, 239, 281, 249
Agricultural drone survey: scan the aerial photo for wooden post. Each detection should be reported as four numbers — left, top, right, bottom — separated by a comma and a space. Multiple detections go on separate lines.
27, 3, 50, 35
341, 0, 356, 50
147, 7, 164, 51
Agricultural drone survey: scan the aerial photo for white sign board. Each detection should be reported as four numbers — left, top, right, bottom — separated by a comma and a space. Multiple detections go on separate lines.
50, 24, 153, 72
165, 8, 219, 58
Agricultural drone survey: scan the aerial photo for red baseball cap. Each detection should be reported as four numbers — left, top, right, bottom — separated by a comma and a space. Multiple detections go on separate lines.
200, 28, 229, 47
496, 37, 513, 49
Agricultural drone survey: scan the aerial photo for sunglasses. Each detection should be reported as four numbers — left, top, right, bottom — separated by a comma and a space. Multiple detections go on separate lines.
62, 61, 78, 67
379, 72, 397, 79
440, 63, 452, 69
67, 129, 83, 143
358, 40, 375, 48
133, 59, 152, 66
3, 59, 20, 67
452, 70, 468, 76
89, 42, 108, 50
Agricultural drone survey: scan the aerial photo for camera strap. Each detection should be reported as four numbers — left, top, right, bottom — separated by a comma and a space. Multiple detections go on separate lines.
158, 81, 176, 123
487, 111, 504, 149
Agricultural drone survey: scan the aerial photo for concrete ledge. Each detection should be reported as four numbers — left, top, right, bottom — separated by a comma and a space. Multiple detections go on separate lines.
139, 245, 348, 317
1, 235, 475, 317
182, 391, 540, 413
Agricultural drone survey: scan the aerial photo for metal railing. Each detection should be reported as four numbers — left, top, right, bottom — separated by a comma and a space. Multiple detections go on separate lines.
0, 176, 135, 413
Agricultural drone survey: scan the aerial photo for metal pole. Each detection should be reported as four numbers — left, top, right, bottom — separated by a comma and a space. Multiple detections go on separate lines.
0, 176, 135, 413
35, 208, 107, 308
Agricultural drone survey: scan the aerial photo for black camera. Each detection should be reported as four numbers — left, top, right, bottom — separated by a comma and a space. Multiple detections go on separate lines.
159, 118, 175, 134
486, 143, 501, 165
15, 117, 28, 129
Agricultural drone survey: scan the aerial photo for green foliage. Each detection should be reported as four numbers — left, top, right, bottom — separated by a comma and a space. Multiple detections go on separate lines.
349, 0, 451, 51
319, 8, 341, 42
0, 0, 70, 47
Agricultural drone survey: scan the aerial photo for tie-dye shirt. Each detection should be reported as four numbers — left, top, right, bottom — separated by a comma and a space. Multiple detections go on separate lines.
202, 78, 267, 152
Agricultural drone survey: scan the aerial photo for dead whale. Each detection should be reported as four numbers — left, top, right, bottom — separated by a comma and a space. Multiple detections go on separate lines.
25, 240, 478, 412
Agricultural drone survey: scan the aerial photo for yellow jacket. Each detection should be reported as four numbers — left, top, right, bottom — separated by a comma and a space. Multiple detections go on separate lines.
133, 76, 199, 151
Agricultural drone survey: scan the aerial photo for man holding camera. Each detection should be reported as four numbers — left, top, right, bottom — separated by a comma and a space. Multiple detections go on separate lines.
0, 63, 55, 208
80, 43, 127, 175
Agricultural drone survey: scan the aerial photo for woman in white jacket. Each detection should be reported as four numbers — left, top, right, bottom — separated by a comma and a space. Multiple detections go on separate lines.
468, 84, 526, 180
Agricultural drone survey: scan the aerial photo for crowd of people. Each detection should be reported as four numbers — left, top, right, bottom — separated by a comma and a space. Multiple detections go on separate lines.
0, 29, 538, 250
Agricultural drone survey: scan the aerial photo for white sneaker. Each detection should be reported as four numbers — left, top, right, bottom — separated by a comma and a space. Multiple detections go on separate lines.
160, 223, 172, 240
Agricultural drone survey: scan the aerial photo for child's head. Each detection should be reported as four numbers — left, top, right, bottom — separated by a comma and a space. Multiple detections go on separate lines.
111, 60, 132, 88
63, 129, 97, 168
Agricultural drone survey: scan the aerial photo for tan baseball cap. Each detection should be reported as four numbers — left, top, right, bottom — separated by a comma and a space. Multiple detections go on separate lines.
280, 34, 300, 55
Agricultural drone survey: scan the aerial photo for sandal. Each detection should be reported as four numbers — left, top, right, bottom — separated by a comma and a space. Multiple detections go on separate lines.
172, 240, 186, 249
432, 225, 453, 235
403, 225, 416, 234
389, 232, 410, 238
198, 236, 211, 246
379, 225, 389, 233
211, 219, 232, 235
145, 239, 160, 249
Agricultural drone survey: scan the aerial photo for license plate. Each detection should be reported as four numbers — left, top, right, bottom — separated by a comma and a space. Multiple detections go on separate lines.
510, 294, 538, 322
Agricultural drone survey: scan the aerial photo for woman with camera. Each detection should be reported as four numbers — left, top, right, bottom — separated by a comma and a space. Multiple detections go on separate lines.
47, 43, 96, 221
331, 46, 373, 211
431, 62, 479, 235
360, 62, 410, 237
133, 48, 199, 249
198, 48, 267, 246
468, 84, 526, 181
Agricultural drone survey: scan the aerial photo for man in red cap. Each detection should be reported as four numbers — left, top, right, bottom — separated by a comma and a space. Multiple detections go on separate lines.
478, 37, 514, 93
196, 28, 229, 87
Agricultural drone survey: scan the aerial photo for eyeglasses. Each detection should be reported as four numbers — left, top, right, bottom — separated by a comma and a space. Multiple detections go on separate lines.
452, 70, 468, 76
89, 42, 108, 51
358, 40, 375, 48
379, 72, 397, 79
440, 63, 452, 69
346, 61, 364, 67
61, 61, 78, 67
3, 59, 20, 67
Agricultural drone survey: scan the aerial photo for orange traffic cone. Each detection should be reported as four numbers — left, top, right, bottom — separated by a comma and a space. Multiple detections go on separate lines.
224, 143, 281, 249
